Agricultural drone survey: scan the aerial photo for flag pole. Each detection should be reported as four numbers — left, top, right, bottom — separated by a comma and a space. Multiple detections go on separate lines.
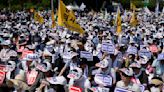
51, 0, 54, 11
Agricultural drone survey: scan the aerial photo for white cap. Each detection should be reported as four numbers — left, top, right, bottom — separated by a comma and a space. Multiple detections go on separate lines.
46, 40, 55, 45
67, 67, 83, 80
46, 76, 67, 85
62, 52, 78, 59
43, 49, 52, 56
119, 68, 133, 77
129, 62, 141, 68
139, 55, 149, 64
96, 59, 109, 68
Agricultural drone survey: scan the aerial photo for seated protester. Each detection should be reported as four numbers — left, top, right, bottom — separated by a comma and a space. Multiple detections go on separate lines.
110, 49, 123, 71
129, 62, 148, 85
92, 45, 103, 61
137, 56, 151, 84
122, 54, 136, 68
17, 53, 44, 92
35, 60, 55, 92
68, 67, 91, 92
79, 58, 89, 78
140, 55, 154, 72
152, 55, 164, 77
6, 70, 30, 92
0, 40, 17, 64
58, 52, 80, 76
147, 77, 164, 92
92, 58, 116, 85
116, 68, 141, 92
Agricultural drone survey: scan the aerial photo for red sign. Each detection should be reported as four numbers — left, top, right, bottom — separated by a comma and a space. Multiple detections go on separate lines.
69, 86, 82, 92
26, 70, 38, 85
0, 70, 5, 85
36, 64, 46, 72
21, 50, 33, 59
0, 65, 7, 72
17, 46, 25, 52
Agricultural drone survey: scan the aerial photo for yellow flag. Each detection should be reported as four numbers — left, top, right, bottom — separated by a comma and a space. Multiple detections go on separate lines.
58, 0, 84, 34
34, 11, 44, 24
130, 2, 136, 11
130, 10, 138, 27
51, 10, 56, 28
116, 6, 122, 35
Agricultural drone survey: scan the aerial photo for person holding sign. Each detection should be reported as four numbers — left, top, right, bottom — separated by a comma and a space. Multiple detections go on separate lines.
148, 77, 163, 92
79, 58, 89, 78
93, 58, 116, 86
116, 68, 141, 92
68, 67, 91, 92
152, 53, 164, 78
129, 62, 148, 85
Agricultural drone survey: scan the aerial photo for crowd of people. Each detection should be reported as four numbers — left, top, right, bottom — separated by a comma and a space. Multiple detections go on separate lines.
0, 6, 163, 92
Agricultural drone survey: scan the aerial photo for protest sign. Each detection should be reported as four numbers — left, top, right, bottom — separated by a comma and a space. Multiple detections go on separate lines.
0, 64, 7, 72
69, 86, 82, 92
102, 42, 115, 54
27, 70, 38, 85
94, 74, 112, 86
127, 46, 137, 55
0, 70, 5, 85
80, 51, 93, 61
114, 88, 132, 92
138, 49, 152, 59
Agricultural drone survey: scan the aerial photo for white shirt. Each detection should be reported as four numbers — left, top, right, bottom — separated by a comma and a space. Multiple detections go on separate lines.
116, 80, 141, 92
69, 76, 91, 92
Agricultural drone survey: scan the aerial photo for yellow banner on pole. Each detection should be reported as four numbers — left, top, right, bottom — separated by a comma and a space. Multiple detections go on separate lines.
130, 2, 136, 11
58, 0, 84, 34
34, 11, 44, 24
51, 10, 56, 28
130, 10, 138, 27
116, 6, 122, 35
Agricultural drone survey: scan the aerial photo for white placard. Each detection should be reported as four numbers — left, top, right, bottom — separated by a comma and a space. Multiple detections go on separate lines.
102, 42, 115, 54
114, 88, 132, 92
127, 46, 137, 55
98, 87, 110, 92
138, 49, 152, 59
26, 54, 39, 60
94, 74, 112, 86
62, 52, 72, 59
140, 85, 145, 92
80, 51, 93, 61
90, 87, 110, 92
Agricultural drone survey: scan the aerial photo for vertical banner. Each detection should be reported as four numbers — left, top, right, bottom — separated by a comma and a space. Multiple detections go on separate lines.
116, 6, 122, 35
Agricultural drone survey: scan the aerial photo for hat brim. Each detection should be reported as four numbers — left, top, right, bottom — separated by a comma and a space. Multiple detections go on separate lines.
119, 70, 133, 77
95, 63, 107, 68
151, 79, 163, 85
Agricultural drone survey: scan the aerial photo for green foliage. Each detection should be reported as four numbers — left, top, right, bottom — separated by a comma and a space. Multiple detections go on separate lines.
120, 0, 130, 9
63, 0, 74, 5
24, 3, 35, 9
0, 0, 163, 11
0, 5, 6, 10
10, 5, 22, 10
